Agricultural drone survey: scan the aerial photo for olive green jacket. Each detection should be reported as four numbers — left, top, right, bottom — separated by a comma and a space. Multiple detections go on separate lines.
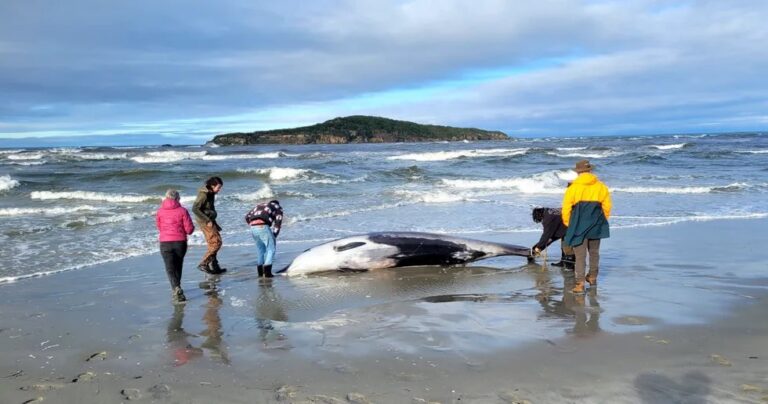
192, 186, 217, 225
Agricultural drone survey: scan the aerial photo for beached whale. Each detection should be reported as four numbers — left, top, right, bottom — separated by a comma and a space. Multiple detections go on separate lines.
279, 232, 531, 276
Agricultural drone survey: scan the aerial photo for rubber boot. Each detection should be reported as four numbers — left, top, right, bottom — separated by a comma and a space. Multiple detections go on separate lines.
563, 255, 576, 271
172, 287, 186, 304
263, 264, 273, 278
550, 252, 567, 267
586, 270, 598, 287
198, 262, 215, 274
571, 281, 585, 294
257, 265, 264, 277
210, 260, 227, 274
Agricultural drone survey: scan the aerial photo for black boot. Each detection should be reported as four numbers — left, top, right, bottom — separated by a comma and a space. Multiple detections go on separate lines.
198, 262, 215, 274
551, 252, 567, 267
257, 265, 264, 277
210, 260, 227, 274
263, 264, 273, 278
563, 255, 576, 271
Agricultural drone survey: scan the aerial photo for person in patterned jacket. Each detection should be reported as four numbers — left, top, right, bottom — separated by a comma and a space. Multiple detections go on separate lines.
244, 200, 284, 278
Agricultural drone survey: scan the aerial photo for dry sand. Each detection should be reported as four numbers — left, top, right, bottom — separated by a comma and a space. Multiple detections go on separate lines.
1, 219, 767, 403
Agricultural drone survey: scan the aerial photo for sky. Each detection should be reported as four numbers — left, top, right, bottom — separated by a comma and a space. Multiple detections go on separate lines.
1, 0, 767, 146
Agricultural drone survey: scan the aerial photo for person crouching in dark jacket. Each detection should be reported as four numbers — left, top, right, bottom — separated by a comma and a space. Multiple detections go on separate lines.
532, 207, 575, 269
244, 200, 284, 278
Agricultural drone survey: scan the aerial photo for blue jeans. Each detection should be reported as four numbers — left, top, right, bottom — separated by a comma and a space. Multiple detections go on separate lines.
250, 225, 276, 266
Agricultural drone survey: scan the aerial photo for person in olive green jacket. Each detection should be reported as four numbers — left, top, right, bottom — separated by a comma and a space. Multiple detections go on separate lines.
562, 160, 611, 293
193, 176, 226, 275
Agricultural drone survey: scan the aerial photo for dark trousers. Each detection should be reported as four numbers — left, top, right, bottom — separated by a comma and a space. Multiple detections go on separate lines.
160, 241, 188, 289
573, 239, 600, 282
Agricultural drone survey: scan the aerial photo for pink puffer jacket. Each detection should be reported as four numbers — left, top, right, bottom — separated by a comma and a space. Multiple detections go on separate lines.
156, 198, 195, 242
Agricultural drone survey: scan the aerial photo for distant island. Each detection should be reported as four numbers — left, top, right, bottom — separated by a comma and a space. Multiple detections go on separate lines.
209, 116, 510, 145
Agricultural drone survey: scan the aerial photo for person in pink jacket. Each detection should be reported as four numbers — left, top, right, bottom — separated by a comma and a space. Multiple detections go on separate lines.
156, 189, 195, 303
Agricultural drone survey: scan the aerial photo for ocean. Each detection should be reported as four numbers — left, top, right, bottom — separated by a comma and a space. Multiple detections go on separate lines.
1, 133, 766, 283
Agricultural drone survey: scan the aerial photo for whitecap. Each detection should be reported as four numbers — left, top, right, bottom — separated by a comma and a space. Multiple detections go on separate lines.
649, 143, 687, 150
388, 148, 528, 161
0, 175, 20, 191
236, 167, 312, 181
440, 170, 570, 194
7, 153, 44, 160
231, 185, 276, 201
614, 186, 718, 194
31, 190, 159, 203
0, 205, 99, 217
131, 150, 207, 163
735, 150, 768, 154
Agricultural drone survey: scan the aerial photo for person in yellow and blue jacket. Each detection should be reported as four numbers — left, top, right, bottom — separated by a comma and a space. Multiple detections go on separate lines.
561, 160, 612, 293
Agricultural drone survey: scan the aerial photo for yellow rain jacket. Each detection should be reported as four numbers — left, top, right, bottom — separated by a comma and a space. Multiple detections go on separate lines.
561, 172, 612, 246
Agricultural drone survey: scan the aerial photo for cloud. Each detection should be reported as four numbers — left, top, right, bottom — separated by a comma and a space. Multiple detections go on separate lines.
1, 0, 767, 143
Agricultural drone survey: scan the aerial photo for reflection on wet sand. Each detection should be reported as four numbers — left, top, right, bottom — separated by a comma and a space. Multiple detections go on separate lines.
166, 305, 202, 367
200, 288, 230, 364
528, 263, 601, 337
254, 280, 289, 348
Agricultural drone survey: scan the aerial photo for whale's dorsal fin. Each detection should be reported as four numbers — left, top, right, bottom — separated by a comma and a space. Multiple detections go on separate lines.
334, 241, 366, 252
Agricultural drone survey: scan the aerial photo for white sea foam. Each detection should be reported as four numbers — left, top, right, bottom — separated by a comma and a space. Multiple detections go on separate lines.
231, 184, 275, 201
131, 150, 207, 163
393, 189, 476, 203
388, 148, 528, 161
67, 212, 152, 226
289, 202, 408, 223
31, 191, 160, 203
236, 167, 312, 181
6, 160, 46, 166
202, 152, 289, 160
0, 175, 20, 191
0, 205, 99, 217
74, 152, 128, 160
556, 147, 587, 151
545, 150, 620, 158
0, 149, 25, 155
649, 143, 687, 150
613, 183, 747, 194
613, 212, 768, 229
7, 153, 44, 160
441, 170, 569, 194
735, 150, 768, 154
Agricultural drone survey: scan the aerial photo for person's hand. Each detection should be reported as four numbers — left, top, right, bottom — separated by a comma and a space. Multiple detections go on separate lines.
207, 221, 213, 228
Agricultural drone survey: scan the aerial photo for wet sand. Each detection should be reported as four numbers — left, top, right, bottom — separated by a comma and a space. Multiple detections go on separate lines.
1, 219, 767, 403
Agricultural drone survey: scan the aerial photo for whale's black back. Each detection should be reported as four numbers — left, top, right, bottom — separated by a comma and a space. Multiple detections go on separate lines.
368, 233, 485, 267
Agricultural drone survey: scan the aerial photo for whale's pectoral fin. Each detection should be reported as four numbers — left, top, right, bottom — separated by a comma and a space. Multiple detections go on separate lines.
334, 242, 367, 252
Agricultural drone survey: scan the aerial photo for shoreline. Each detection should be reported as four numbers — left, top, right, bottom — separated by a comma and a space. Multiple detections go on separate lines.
1, 218, 767, 403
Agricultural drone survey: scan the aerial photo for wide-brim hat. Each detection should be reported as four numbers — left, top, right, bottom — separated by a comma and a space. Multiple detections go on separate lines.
574, 159, 593, 173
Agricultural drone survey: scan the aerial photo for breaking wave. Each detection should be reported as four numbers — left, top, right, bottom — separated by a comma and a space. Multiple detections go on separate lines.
440, 170, 573, 194
0, 175, 20, 191
30, 190, 160, 203
388, 148, 528, 161
0, 205, 99, 217
613, 183, 749, 194
649, 143, 688, 150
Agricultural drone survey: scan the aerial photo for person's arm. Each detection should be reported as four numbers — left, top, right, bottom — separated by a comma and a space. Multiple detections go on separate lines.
155, 210, 161, 231
183, 209, 195, 235
561, 188, 574, 227
601, 184, 612, 220
271, 203, 283, 238
534, 215, 558, 250
191, 190, 209, 224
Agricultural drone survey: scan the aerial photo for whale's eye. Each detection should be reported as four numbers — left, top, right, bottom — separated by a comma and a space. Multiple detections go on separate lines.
333, 241, 366, 252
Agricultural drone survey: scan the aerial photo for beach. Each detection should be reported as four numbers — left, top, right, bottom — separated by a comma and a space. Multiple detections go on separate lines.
2, 218, 767, 403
